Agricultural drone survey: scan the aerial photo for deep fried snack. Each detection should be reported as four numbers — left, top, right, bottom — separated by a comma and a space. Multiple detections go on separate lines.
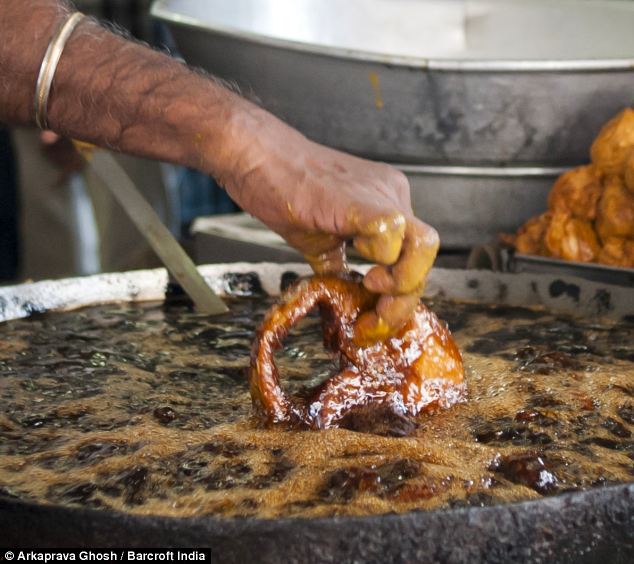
595, 175, 634, 242
590, 108, 634, 176
507, 109, 634, 267
624, 150, 634, 195
544, 211, 600, 262
249, 275, 465, 429
598, 236, 634, 267
547, 165, 603, 220
506, 212, 552, 255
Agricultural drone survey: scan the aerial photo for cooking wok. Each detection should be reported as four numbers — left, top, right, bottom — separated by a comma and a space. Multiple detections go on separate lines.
0, 263, 633, 562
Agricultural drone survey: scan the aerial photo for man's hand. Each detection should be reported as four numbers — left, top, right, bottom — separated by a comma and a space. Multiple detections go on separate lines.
1, 0, 439, 343
215, 109, 440, 344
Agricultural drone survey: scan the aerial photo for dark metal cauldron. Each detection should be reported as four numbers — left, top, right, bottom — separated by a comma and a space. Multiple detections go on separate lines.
3, 485, 634, 563
1, 264, 633, 563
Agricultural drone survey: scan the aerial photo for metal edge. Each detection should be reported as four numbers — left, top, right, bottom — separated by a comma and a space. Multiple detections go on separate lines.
515, 253, 634, 275
151, 0, 634, 73
0, 263, 315, 323
511, 253, 634, 288
396, 164, 568, 177
1, 263, 633, 324
2, 481, 633, 544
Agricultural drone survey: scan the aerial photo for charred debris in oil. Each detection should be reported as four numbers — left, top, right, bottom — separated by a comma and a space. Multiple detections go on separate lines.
0, 276, 632, 516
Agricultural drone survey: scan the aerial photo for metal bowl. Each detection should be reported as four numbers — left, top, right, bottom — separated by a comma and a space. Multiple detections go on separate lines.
400, 164, 563, 248
152, 0, 634, 165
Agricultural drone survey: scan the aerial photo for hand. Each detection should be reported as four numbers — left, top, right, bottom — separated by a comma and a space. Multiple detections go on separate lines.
216, 108, 439, 345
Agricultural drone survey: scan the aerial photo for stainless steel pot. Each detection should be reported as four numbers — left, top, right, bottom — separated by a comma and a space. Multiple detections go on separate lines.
152, 0, 634, 166
400, 164, 562, 248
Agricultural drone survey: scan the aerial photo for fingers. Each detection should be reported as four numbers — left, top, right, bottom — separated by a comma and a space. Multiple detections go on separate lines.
305, 243, 347, 275
354, 217, 439, 346
363, 217, 439, 295
393, 218, 439, 293
281, 230, 348, 276
353, 293, 420, 347
352, 211, 406, 265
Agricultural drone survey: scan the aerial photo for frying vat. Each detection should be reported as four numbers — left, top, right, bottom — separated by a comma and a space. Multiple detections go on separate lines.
0, 263, 633, 562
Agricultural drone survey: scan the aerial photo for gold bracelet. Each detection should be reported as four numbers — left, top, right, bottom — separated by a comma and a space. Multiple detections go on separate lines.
34, 12, 85, 130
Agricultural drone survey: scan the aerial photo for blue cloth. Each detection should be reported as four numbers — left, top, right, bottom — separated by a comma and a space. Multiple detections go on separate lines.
0, 128, 19, 281
176, 168, 239, 237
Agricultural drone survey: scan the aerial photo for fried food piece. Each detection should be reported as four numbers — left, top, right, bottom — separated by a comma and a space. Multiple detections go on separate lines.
624, 150, 634, 195
249, 275, 465, 429
590, 108, 634, 176
543, 211, 600, 262
595, 175, 634, 241
508, 109, 634, 266
597, 237, 634, 268
501, 212, 551, 256
547, 165, 603, 220
511, 212, 552, 255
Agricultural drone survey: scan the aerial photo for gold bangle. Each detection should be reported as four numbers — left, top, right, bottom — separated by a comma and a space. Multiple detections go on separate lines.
34, 12, 85, 130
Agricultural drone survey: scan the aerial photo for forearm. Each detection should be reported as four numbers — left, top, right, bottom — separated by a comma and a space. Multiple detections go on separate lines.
0, 0, 261, 180
1, 1, 440, 342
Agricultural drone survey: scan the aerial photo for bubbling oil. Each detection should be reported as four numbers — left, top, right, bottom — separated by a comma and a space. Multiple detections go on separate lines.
0, 297, 632, 519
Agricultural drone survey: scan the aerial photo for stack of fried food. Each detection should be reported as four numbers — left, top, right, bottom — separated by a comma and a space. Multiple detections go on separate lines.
503, 108, 634, 268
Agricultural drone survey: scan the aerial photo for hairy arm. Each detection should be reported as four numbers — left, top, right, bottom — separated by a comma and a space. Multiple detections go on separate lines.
0, 0, 440, 344
0, 0, 258, 181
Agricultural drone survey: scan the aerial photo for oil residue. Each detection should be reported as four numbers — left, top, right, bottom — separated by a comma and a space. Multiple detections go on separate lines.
0, 298, 632, 519
368, 71, 384, 110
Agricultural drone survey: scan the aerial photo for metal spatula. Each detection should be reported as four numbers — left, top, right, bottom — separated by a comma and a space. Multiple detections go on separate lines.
77, 145, 228, 315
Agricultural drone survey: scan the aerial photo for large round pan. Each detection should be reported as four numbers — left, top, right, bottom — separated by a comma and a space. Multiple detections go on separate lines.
151, 0, 634, 166
1, 264, 633, 562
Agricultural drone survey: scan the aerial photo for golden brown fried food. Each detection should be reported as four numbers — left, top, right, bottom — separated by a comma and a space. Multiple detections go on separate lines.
504, 212, 551, 256
249, 275, 465, 429
597, 236, 634, 267
544, 211, 600, 263
590, 108, 634, 176
508, 109, 634, 268
547, 165, 603, 220
595, 175, 634, 241
624, 150, 634, 195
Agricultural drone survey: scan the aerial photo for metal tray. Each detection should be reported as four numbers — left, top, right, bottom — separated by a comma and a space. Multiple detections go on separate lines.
468, 243, 634, 288
511, 253, 634, 288
152, 0, 634, 165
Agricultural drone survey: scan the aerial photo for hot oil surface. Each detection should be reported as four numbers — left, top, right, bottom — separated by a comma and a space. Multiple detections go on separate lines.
0, 298, 632, 518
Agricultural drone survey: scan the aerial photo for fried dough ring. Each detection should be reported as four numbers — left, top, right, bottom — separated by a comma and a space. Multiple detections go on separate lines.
249, 276, 465, 429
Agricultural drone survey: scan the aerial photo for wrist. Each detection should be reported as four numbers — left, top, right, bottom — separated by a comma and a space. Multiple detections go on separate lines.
1, 2, 71, 125
198, 96, 267, 182
202, 99, 307, 194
